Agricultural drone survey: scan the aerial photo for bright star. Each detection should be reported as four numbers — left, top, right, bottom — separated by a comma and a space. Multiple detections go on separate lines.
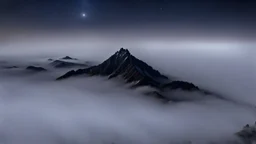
81, 12, 87, 18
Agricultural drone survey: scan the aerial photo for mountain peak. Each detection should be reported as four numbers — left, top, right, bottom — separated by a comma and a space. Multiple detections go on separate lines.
57, 48, 167, 84
56, 48, 209, 102
114, 48, 131, 58
119, 48, 129, 53
61, 56, 78, 60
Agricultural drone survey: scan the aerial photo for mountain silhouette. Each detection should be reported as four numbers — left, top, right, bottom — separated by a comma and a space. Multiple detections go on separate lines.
26, 66, 47, 72
236, 122, 256, 144
50, 60, 88, 68
61, 56, 78, 60
57, 48, 212, 101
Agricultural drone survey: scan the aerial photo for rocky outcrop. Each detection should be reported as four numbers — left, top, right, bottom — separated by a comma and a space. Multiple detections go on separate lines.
162, 81, 200, 91
236, 122, 256, 144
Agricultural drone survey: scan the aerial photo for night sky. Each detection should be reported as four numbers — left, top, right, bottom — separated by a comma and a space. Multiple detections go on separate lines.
1, 0, 256, 31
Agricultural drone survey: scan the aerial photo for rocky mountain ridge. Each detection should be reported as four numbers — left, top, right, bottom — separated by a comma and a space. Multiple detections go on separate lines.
57, 48, 213, 101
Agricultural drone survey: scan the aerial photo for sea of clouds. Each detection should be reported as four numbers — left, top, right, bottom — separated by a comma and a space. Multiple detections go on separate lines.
0, 33, 255, 144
